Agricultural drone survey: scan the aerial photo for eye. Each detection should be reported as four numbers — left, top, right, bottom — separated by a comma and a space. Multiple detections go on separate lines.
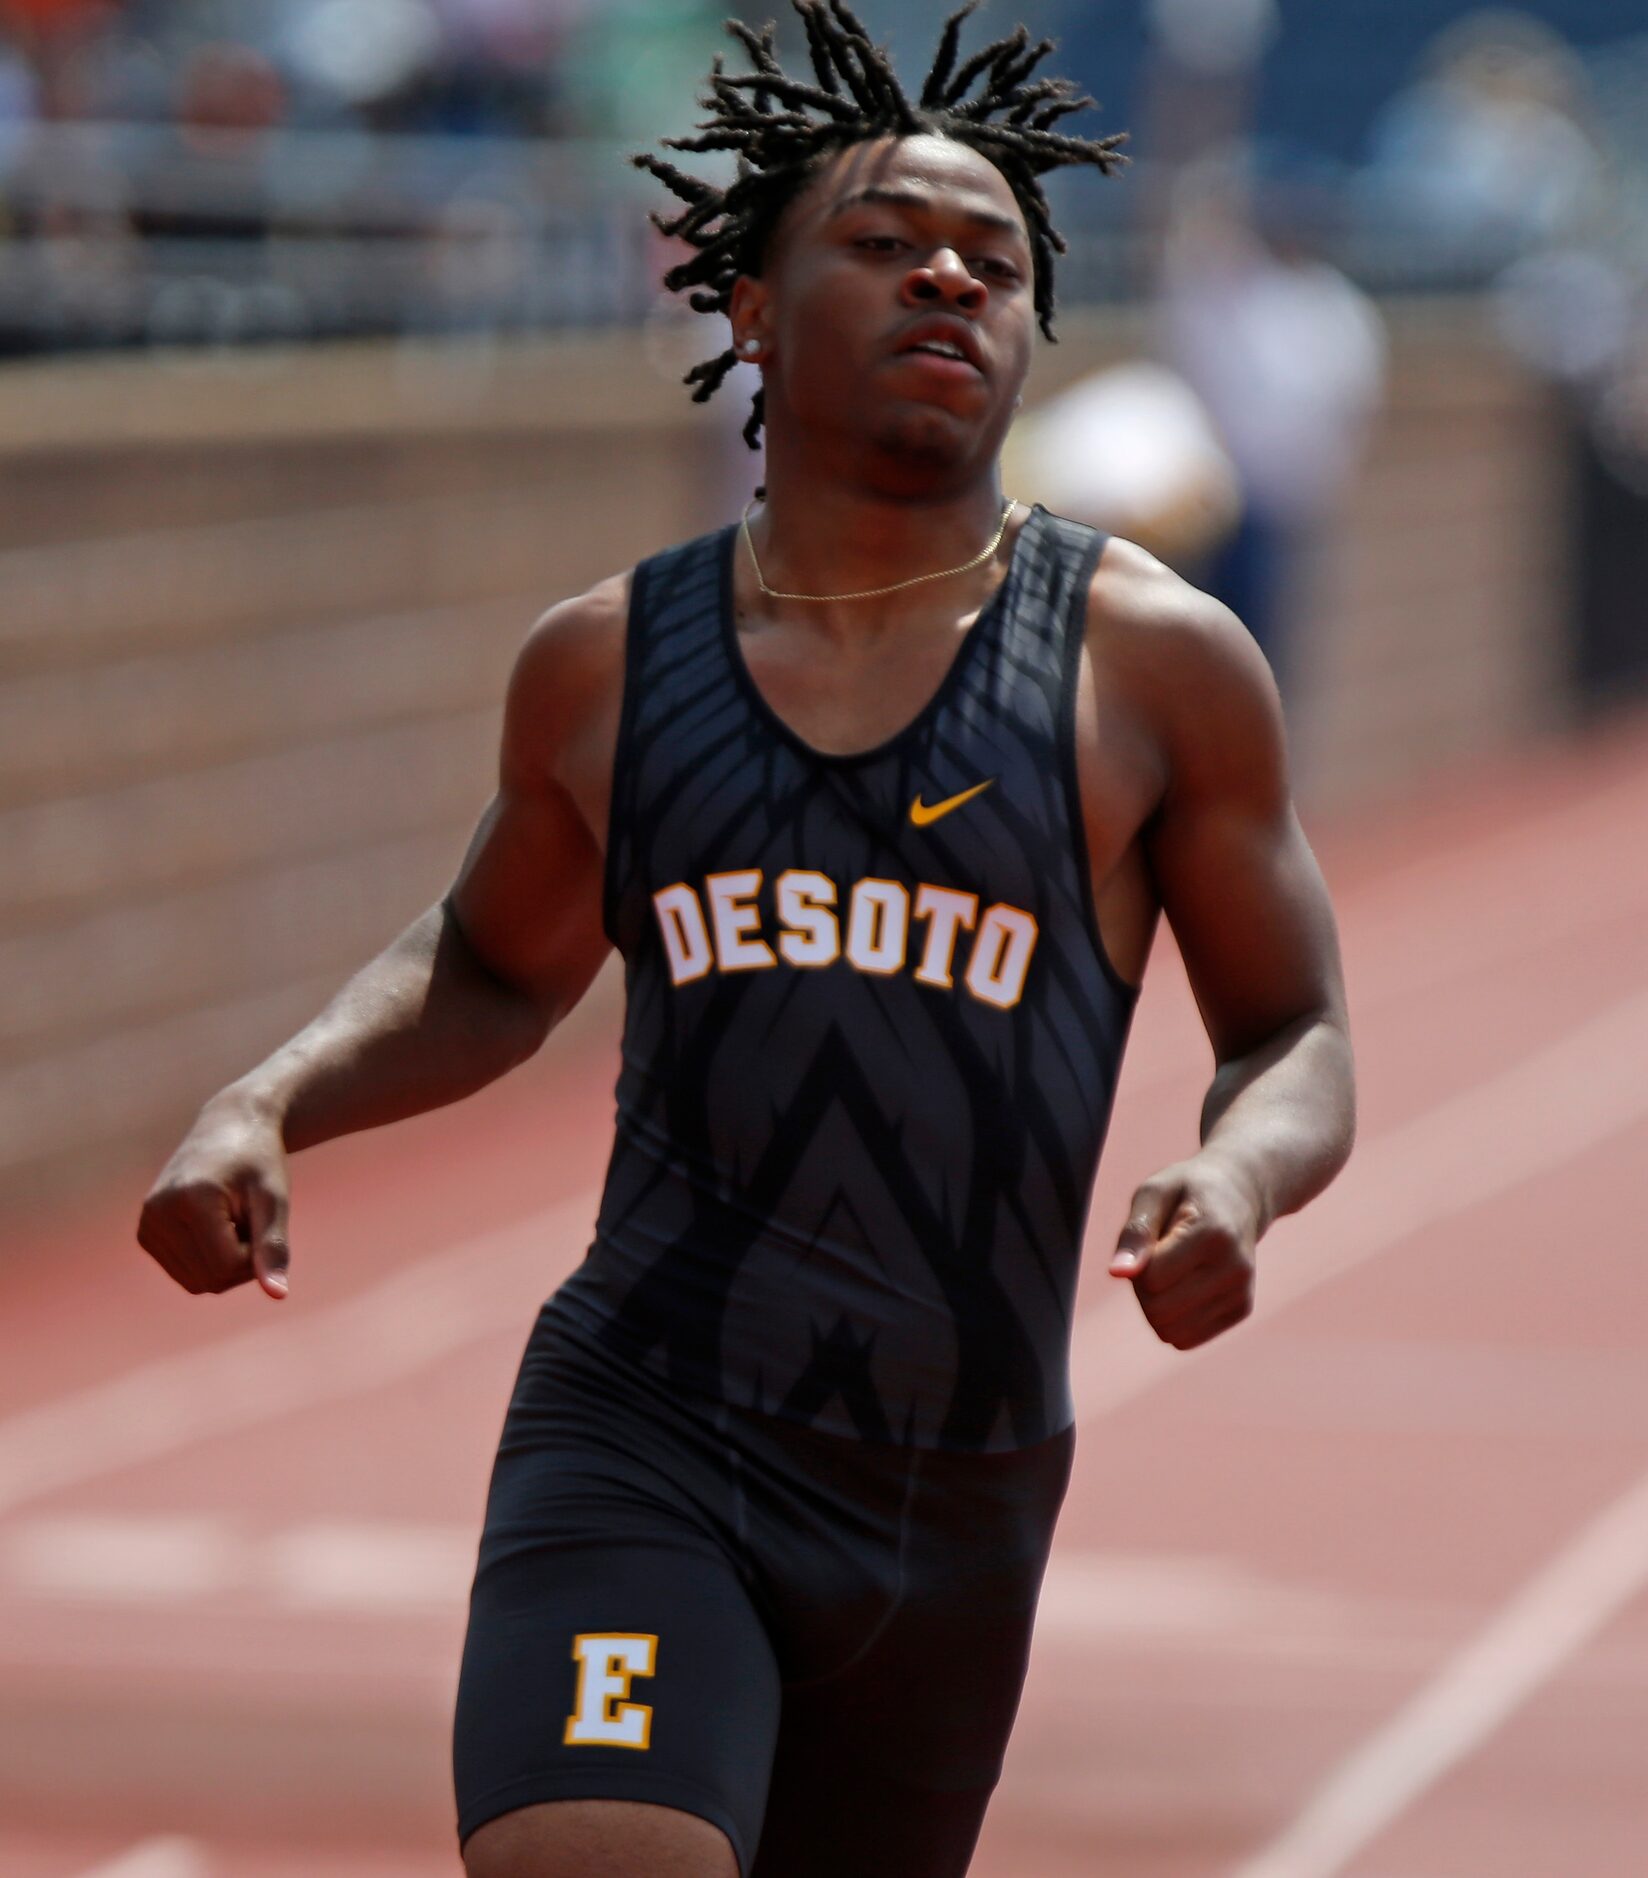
854, 234, 907, 254
973, 257, 1022, 282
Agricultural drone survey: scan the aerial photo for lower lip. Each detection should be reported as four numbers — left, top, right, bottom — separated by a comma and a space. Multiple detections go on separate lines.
894, 349, 983, 381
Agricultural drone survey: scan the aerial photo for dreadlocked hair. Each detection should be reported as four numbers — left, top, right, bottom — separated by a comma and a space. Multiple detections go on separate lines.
634, 1, 1128, 451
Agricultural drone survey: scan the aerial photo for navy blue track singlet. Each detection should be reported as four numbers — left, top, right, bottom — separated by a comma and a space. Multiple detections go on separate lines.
547, 504, 1138, 1452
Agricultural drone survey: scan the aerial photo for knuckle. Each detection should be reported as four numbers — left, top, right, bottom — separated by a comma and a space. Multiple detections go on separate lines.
159, 1181, 218, 1226
137, 1193, 177, 1236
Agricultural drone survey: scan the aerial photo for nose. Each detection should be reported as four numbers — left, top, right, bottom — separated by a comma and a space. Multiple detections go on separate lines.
901, 248, 988, 315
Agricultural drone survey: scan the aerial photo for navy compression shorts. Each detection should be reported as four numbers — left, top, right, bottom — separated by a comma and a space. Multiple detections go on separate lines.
452, 1302, 1074, 1875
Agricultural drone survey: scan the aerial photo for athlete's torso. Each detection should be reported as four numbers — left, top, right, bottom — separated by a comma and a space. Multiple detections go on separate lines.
548, 504, 1137, 1450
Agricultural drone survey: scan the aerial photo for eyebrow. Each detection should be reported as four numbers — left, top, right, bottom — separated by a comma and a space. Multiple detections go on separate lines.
828, 185, 1027, 242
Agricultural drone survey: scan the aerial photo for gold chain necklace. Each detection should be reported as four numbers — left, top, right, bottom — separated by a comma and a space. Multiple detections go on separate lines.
740, 497, 1016, 604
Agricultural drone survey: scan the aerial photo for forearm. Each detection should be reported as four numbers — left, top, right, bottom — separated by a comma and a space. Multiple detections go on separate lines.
217, 899, 551, 1152
1196, 1012, 1356, 1234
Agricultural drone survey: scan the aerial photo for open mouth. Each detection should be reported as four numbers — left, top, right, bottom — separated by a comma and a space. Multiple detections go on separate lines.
897, 338, 984, 377
894, 318, 985, 376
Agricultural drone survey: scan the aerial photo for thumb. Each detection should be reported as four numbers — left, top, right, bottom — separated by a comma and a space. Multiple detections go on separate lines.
1111, 1177, 1180, 1277
246, 1181, 291, 1300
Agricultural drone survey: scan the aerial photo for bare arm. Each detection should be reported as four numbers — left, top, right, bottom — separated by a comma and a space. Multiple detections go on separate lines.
136, 576, 628, 1300
240, 581, 624, 1150
1101, 563, 1355, 1348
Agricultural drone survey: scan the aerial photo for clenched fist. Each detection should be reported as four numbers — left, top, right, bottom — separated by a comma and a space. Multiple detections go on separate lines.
137, 1093, 292, 1300
1109, 1154, 1261, 1350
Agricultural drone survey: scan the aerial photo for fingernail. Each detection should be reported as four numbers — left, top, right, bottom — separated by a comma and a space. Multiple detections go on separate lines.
1113, 1253, 1138, 1272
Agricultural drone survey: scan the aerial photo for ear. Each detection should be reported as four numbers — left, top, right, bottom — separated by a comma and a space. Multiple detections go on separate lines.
729, 274, 774, 362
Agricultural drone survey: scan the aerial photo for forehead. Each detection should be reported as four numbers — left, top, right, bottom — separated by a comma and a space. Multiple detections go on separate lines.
781, 133, 1029, 246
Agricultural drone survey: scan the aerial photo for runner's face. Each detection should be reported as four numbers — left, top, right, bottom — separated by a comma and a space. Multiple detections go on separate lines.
740, 136, 1036, 484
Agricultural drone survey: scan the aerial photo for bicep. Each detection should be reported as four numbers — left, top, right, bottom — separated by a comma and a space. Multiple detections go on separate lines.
1144, 616, 1346, 1063
443, 591, 623, 1025
445, 777, 610, 1028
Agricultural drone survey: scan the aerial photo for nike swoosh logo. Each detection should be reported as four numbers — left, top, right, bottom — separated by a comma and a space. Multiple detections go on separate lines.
910, 779, 995, 827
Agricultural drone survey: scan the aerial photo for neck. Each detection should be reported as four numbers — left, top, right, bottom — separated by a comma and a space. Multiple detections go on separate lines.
747, 458, 1010, 609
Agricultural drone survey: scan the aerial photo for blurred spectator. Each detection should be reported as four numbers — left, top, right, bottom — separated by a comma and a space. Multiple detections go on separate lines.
1355, 10, 1602, 275
0, 28, 40, 173
16, 0, 1637, 380
559, 0, 722, 144
1138, 0, 1279, 172
435, 0, 580, 67
1567, 324, 1648, 708
0, 0, 111, 39
421, 188, 531, 330
175, 39, 284, 154
1454, 20, 1648, 715
1161, 153, 1387, 699
1005, 361, 1241, 574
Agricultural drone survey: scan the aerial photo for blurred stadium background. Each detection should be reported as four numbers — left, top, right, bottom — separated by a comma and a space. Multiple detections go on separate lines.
2, 2, 1647, 1875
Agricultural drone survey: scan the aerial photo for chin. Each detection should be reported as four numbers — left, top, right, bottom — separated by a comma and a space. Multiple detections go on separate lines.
871, 407, 983, 479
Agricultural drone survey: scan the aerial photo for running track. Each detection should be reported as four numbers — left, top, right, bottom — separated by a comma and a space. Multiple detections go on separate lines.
2, 715, 1645, 1877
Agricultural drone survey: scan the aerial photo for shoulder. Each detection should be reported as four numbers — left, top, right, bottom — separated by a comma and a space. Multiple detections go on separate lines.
514, 570, 632, 702
502, 570, 633, 787
1083, 535, 1288, 809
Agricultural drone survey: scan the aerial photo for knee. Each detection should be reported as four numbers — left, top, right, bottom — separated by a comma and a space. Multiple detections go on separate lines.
463, 1797, 740, 1878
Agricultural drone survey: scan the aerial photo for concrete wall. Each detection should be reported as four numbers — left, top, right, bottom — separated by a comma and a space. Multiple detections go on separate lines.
1288, 311, 1569, 808
0, 334, 725, 1220
0, 312, 1569, 1219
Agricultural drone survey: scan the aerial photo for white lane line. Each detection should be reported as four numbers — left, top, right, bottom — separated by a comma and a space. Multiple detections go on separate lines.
74, 1838, 210, 1878
0, 1188, 597, 1518
1037, 1550, 1368, 1644
1228, 1459, 1648, 1878
267, 1519, 476, 1610
1071, 982, 1648, 1422
0, 1514, 475, 1611
3, 1513, 237, 1601
0, 1515, 1471, 1670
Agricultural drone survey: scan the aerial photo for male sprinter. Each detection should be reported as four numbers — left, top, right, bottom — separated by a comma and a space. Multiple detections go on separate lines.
137, 6, 1355, 1874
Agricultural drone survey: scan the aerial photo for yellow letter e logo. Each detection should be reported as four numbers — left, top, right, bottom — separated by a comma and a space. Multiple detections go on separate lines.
564, 1632, 658, 1749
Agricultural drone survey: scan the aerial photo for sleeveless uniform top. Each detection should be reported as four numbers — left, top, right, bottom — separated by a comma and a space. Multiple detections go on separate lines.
548, 505, 1137, 1452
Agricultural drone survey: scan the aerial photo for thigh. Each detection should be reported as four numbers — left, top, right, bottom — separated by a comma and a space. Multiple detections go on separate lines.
746, 1430, 1074, 1878
455, 1530, 781, 1874
750, 1558, 1045, 1877
454, 1317, 785, 1876
751, 1707, 999, 1878
464, 1797, 738, 1878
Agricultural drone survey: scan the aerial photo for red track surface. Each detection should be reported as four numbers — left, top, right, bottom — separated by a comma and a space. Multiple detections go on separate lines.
3, 716, 1646, 1877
